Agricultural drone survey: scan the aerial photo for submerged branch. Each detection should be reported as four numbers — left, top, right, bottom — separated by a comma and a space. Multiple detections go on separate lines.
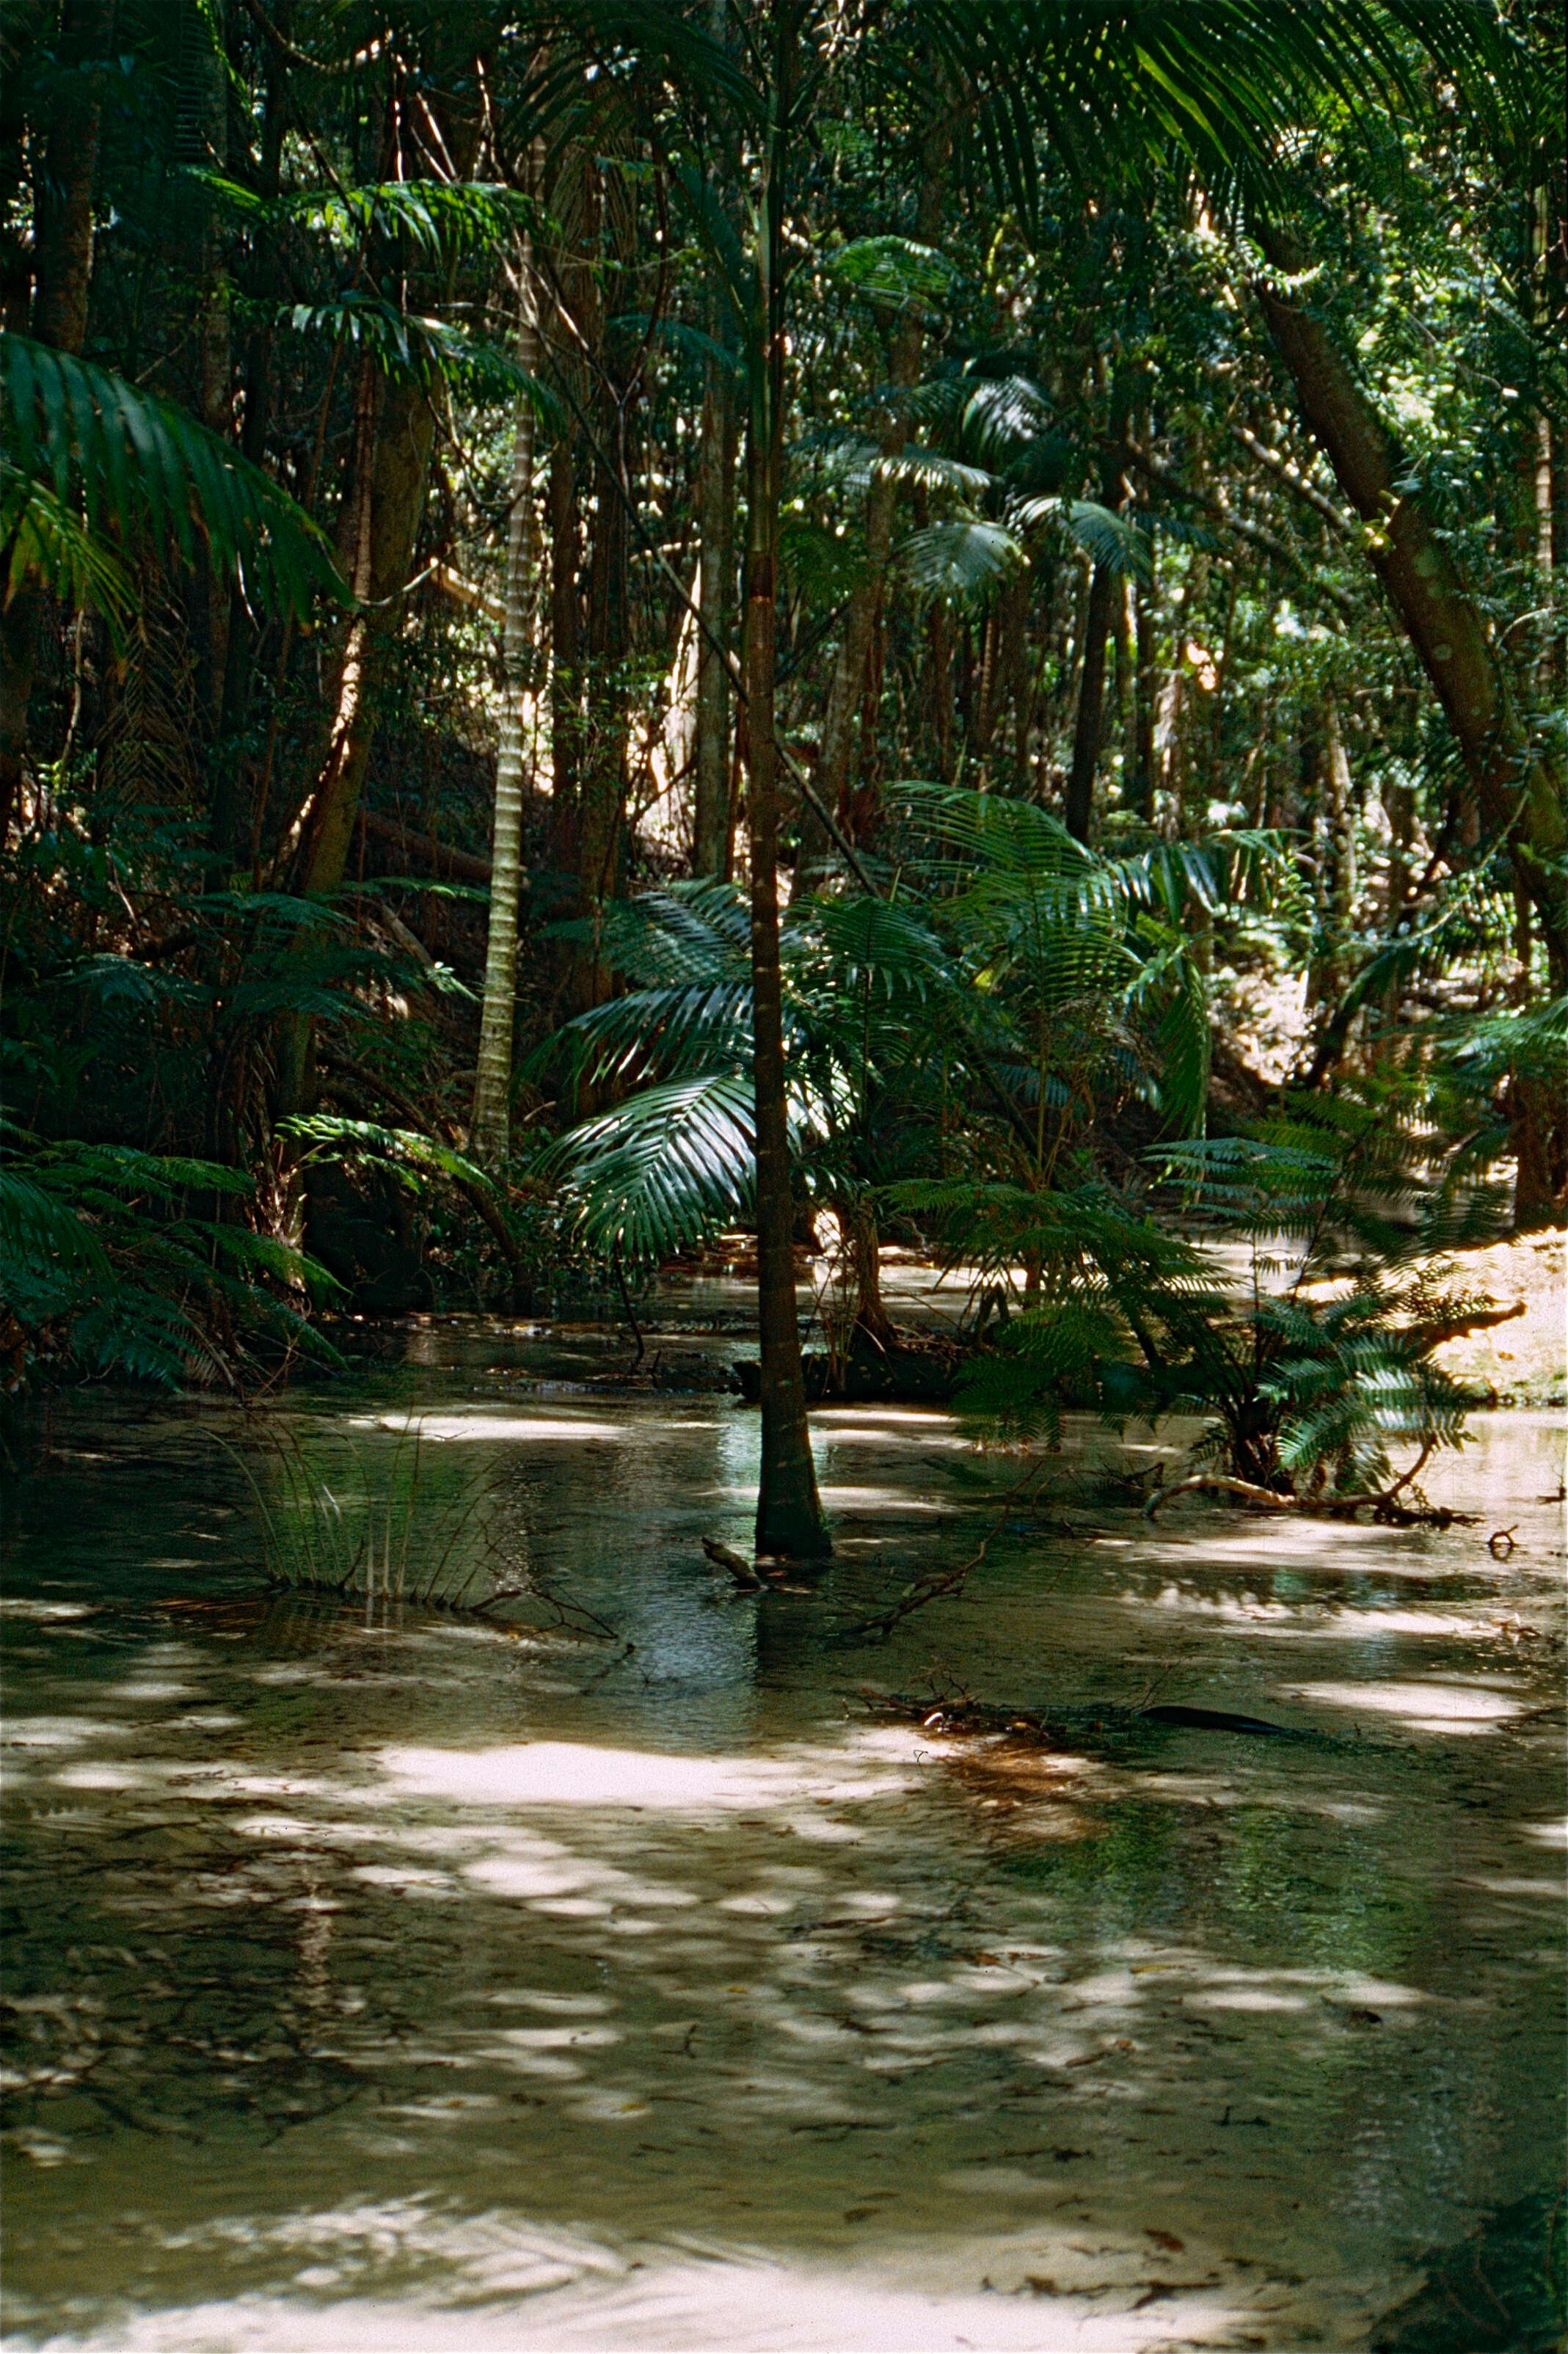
834, 1462, 1060, 1644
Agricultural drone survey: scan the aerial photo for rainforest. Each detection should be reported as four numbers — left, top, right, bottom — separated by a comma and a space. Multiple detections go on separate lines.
1, 0, 1564, 2347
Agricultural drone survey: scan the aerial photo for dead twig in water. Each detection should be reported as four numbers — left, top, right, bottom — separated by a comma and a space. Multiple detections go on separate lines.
833, 1461, 1058, 1644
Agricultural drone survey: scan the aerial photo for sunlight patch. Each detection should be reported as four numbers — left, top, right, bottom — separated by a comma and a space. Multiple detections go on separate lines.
1287, 1679, 1526, 1731
376, 1737, 919, 1813
352, 1413, 628, 1443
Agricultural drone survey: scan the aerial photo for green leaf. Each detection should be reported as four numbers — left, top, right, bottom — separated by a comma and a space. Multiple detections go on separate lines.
0, 334, 343, 620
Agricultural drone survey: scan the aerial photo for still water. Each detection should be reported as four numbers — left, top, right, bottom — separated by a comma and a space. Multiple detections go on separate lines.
2, 1333, 1564, 2351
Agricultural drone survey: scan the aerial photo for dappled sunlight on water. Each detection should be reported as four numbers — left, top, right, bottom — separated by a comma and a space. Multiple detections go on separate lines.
1, 1372, 1563, 2350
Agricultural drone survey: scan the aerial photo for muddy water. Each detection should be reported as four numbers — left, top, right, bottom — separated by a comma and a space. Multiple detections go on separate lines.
1, 1339, 1564, 2352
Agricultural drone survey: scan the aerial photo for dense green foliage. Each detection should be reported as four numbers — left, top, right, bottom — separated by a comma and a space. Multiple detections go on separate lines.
1, 0, 1562, 1490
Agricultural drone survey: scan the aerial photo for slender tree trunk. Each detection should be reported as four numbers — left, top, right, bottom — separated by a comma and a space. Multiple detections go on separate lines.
543, 148, 634, 1018
842, 1194, 895, 1352
1064, 407, 1125, 847
32, 0, 112, 352
1065, 560, 1115, 842
1128, 555, 1156, 819
178, 0, 231, 735
795, 138, 946, 887
745, 6, 828, 1559
572, 440, 630, 1015
1154, 545, 1208, 837
0, 600, 35, 841
1528, 181, 1558, 695
1255, 235, 1568, 982
928, 605, 954, 782
1303, 699, 1355, 1034
2, 0, 109, 835
211, 8, 289, 867
472, 218, 544, 1168
547, 437, 582, 854
692, 336, 737, 876
0, 0, 43, 335
274, 362, 436, 1114
1506, 178, 1564, 1220
303, 379, 437, 904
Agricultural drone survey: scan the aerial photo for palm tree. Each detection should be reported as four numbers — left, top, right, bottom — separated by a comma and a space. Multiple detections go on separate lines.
542, 805, 1228, 1343
516, 0, 1517, 1555
472, 189, 547, 1170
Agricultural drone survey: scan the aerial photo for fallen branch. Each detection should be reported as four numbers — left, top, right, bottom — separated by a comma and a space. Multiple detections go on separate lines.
1145, 1474, 1297, 1517
834, 1462, 1059, 1644
1145, 1443, 1470, 1528
702, 1535, 764, 1590
358, 808, 493, 886
1410, 1300, 1527, 1349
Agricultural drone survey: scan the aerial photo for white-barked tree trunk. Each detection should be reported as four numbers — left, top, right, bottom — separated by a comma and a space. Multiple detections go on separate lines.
471, 216, 544, 1167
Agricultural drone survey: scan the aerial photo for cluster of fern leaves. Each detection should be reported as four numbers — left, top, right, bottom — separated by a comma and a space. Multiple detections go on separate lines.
0, 1126, 337, 1413
906, 1092, 1506, 1499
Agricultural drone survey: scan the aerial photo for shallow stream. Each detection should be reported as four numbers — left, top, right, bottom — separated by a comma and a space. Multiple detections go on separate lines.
2, 1324, 1564, 2350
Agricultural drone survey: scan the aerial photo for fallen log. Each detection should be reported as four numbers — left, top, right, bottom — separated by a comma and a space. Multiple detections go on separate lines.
863, 1690, 1323, 1747
358, 808, 492, 885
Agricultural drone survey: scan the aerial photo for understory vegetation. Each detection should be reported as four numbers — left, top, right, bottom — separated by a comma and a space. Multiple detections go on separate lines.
1, 0, 1563, 1531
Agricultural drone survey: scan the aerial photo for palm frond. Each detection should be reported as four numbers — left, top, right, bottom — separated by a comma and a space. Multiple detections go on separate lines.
1, 461, 135, 640
1, 335, 342, 620
549, 1072, 759, 1263
895, 517, 1024, 603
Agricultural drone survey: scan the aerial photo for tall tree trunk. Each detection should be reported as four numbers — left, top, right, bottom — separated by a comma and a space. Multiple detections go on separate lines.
472, 219, 544, 1168
547, 437, 582, 850
1128, 557, 1156, 820
211, 7, 289, 867
178, 0, 231, 735
1507, 175, 1564, 1220
2, 0, 109, 835
1303, 698, 1355, 1035
1153, 544, 1209, 837
1064, 407, 1125, 847
1255, 235, 1568, 983
0, 600, 35, 841
795, 136, 946, 888
0, 0, 44, 335
32, 0, 112, 352
1064, 560, 1115, 842
274, 362, 436, 1114
745, 6, 829, 1560
299, 376, 436, 900
928, 605, 954, 781
572, 433, 630, 1015
692, 335, 737, 876
543, 146, 634, 1018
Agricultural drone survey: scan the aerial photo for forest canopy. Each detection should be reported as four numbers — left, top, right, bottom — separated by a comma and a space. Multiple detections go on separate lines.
1, 0, 1563, 1544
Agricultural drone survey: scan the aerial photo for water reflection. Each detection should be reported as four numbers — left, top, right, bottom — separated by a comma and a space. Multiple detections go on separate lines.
1, 1383, 1563, 2350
